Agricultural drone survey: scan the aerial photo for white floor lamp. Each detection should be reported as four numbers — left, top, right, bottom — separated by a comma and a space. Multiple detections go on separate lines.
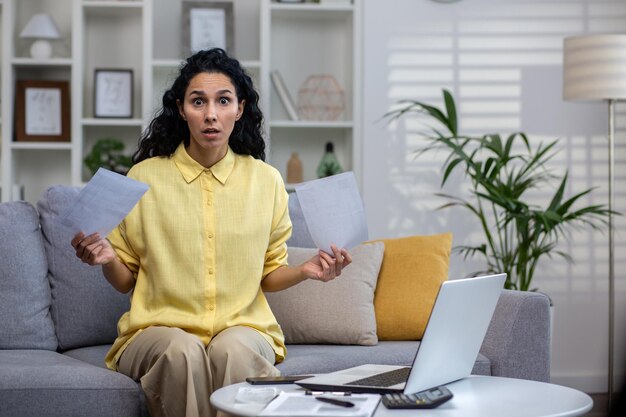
563, 34, 626, 410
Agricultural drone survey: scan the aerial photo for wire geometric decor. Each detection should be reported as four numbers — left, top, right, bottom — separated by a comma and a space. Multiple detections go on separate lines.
297, 74, 345, 121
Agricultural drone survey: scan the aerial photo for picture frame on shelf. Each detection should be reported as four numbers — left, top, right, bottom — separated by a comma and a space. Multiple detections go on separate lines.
182, 1, 234, 57
94, 69, 134, 118
14, 80, 70, 142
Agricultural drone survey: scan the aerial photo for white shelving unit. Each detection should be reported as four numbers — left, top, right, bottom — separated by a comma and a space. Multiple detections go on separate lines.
1, 0, 361, 203
0, 0, 3, 151
262, 0, 361, 186
72, 0, 147, 189
2, 0, 76, 202
0, 0, 3, 199
1, 0, 9, 200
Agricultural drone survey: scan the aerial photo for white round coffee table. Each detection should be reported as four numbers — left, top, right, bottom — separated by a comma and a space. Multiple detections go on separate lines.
210, 375, 593, 417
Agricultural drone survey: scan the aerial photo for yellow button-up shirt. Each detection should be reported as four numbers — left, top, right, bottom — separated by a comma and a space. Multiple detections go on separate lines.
105, 144, 291, 370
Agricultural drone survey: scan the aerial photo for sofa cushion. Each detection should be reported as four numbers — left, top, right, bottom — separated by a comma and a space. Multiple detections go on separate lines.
277, 341, 418, 375
37, 185, 130, 351
62, 342, 493, 380
0, 350, 141, 417
63, 344, 111, 369
0, 201, 57, 350
275, 342, 492, 376
265, 242, 384, 345
372, 233, 452, 340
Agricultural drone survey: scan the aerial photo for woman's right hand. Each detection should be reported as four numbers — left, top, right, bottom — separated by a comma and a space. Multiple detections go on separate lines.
71, 232, 117, 266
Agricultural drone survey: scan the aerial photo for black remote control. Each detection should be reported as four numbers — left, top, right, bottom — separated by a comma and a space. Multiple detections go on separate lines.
382, 386, 453, 409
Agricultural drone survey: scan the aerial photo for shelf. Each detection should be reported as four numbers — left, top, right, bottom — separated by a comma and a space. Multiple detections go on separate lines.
11, 57, 73, 67
83, 0, 143, 18
271, 2, 353, 16
152, 59, 262, 70
82, 118, 144, 126
10, 142, 72, 151
152, 59, 184, 68
83, 0, 143, 9
270, 120, 353, 128
241, 60, 262, 70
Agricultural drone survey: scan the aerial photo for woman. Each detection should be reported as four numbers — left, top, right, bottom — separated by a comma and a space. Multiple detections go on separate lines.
72, 48, 351, 417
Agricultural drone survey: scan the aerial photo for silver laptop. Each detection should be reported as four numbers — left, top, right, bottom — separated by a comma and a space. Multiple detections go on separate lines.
296, 273, 506, 394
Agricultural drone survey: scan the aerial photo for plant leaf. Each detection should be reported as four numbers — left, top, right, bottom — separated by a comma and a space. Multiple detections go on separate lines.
443, 89, 457, 135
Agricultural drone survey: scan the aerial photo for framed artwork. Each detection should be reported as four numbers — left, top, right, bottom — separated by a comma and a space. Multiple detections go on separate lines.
182, 1, 234, 57
94, 69, 134, 118
14, 80, 70, 142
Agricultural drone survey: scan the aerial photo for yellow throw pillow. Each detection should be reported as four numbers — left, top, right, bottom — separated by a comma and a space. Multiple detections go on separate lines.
371, 233, 452, 340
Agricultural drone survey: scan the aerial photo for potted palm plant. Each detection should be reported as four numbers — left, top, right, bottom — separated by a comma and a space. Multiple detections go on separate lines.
384, 89, 612, 292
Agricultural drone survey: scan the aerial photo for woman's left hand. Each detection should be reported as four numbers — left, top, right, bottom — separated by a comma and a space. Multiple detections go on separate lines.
301, 244, 352, 282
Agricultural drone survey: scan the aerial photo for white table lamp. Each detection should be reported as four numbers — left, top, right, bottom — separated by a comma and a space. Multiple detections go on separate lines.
563, 33, 626, 409
19, 14, 61, 60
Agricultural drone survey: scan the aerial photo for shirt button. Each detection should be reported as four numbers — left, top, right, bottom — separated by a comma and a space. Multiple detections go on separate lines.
209, 268, 214, 274
208, 233, 214, 238
207, 200, 213, 206
209, 305, 215, 311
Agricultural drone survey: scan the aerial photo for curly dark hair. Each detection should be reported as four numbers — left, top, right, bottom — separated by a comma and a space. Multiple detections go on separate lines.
133, 48, 265, 163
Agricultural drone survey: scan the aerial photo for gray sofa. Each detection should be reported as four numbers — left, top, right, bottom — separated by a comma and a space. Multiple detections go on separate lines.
0, 186, 551, 417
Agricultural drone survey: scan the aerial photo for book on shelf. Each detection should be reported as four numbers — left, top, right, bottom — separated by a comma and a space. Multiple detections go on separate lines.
271, 70, 300, 121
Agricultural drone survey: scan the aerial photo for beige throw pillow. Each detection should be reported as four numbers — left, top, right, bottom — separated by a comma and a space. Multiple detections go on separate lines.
264, 242, 385, 345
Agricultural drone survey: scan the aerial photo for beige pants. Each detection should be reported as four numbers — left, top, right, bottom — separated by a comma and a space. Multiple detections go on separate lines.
118, 326, 280, 417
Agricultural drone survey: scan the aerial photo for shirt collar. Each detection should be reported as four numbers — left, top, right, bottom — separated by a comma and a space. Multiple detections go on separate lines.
173, 143, 235, 185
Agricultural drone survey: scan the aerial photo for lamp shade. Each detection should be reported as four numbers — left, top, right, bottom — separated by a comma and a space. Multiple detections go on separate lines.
563, 34, 626, 101
19, 14, 61, 40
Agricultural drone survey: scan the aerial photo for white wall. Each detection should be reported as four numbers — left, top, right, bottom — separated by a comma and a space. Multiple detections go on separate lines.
361, 0, 626, 393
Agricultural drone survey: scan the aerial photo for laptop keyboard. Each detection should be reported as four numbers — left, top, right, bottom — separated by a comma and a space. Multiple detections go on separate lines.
347, 367, 411, 387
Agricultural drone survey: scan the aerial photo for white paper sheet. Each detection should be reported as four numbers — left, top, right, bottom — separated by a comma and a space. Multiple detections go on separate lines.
258, 392, 380, 417
294, 172, 368, 254
59, 168, 149, 237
